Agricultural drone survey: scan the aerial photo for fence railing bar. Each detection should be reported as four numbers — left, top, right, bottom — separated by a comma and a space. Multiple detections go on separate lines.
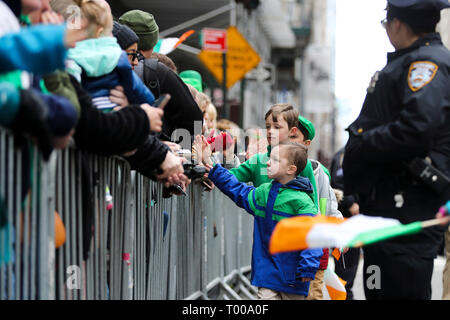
6, 134, 14, 300
29, 145, 39, 300
14, 145, 22, 300
21, 146, 32, 300
1, 130, 255, 301
0, 132, 5, 300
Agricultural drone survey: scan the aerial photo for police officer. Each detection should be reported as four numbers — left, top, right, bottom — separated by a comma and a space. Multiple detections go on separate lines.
343, 0, 450, 300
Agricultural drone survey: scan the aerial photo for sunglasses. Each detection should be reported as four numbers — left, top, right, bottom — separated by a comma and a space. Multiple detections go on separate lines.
126, 51, 139, 61
380, 18, 389, 29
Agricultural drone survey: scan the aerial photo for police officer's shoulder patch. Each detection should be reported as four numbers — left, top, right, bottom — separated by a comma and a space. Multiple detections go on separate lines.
407, 61, 438, 92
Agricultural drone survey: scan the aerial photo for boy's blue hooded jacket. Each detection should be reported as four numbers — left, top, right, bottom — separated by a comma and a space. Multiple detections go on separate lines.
67, 37, 154, 110
209, 164, 322, 296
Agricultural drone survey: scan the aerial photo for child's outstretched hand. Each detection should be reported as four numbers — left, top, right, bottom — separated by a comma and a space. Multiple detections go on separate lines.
193, 135, 212, 166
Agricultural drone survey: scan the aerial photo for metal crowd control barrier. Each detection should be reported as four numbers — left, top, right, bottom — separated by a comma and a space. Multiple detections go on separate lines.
0, 129, 257, 300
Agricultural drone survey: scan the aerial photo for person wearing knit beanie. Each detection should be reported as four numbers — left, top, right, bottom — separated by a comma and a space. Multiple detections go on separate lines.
112, 21, 139, 50
118, 10, 159, 58
39, 92, 78, 149
112, 21, 140, 69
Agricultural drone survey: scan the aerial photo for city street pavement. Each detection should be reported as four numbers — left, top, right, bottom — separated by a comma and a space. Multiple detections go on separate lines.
324, 255, 447, 300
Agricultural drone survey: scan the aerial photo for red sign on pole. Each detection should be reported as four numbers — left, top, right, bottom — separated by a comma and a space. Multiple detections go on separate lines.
202, 28, 227, 52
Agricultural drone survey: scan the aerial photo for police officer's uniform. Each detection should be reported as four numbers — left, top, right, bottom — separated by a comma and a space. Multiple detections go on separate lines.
343, 0, 450, 299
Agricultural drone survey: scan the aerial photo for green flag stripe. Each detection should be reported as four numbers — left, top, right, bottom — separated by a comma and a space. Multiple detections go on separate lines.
346, 221, 423, 248
153, 39, 162, 53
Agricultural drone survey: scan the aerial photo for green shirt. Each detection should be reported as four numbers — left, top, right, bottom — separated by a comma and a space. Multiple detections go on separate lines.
229, 148, 319, 208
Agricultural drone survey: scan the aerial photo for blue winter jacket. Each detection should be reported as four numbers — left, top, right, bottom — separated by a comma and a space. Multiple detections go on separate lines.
0, 24, 67, 75
82, 52, 155, 105
209, 164, 322, 296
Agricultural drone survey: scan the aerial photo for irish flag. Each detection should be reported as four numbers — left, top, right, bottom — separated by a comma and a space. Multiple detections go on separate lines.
153, 30, 195, 55
324, 268, 347, 300
269, 214, 447, 254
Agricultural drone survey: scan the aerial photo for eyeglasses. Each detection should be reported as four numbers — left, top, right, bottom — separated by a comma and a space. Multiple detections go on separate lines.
126, 51, 139, 61
380, 18, 388, 29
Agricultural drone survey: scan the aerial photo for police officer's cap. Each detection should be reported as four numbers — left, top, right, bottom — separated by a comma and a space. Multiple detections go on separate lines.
388, 0, 450, 11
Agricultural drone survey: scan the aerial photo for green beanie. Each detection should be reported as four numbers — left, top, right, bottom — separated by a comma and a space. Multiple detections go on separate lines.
179, 70, 203, 93
298, 115, 315, 141
119, 10, 159, 51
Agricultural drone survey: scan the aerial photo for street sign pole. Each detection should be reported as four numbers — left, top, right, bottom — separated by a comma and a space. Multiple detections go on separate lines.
222, 52, 228, 119
198, 26, 261, 120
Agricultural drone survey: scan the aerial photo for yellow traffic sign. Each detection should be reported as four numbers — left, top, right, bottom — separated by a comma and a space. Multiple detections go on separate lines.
198, 26, 261, 88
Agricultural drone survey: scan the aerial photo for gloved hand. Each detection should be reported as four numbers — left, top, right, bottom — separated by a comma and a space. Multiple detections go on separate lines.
11, 89, 54, 160
207, 131, 234, 153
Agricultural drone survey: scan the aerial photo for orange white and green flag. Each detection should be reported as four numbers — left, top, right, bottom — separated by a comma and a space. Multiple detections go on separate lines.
153, 30, 195, 55
324, 268, 347, 300
269, 214, 434, 254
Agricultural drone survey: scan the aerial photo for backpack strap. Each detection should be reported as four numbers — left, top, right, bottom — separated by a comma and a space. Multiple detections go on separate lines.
135, 58, 161, 97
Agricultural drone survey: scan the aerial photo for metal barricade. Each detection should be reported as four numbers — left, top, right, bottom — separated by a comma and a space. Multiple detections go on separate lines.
0, 129, 256, 300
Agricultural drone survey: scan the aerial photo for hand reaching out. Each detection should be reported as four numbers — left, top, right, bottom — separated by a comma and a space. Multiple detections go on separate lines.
41, 11, 64, 25
164, 141, 181, 153
193, 135, 212, 166
157, 152, 187, 187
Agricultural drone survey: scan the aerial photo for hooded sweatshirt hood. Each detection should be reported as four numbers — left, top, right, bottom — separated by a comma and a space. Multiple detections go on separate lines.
278, 176, 313, 193
68, 37, 122, 77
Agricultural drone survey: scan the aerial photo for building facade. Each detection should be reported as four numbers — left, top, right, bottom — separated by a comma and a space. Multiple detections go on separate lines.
438, 8, 450, 48
109, 0, 336, 161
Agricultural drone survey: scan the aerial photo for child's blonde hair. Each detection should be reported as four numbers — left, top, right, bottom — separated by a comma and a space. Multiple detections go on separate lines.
205, 103, 217, 128
197, 92, 211, 114
73, 0, 113, 38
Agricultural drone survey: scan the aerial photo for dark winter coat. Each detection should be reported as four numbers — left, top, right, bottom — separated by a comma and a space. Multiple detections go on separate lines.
135, 58, 204, 139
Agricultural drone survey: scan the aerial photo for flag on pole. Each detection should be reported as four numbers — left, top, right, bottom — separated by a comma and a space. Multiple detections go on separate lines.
269, 214, 425, 254
331, 247, 341, 261
324, 268, 347, 300
153, 30, 195, 55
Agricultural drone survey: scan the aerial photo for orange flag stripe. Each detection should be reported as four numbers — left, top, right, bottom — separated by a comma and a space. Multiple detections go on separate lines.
331, 247, 341, 261
269, 215, 346, 254
326, 285, 347, 300
174, 29, 195, 48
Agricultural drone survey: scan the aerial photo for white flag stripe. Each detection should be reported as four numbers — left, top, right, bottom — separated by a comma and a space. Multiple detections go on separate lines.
306, 215, 400, 248
158, 38, 181, 55
324, 268, 346, 291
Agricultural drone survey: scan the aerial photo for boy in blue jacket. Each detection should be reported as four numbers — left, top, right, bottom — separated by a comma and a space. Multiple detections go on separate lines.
198, 137, 322, 299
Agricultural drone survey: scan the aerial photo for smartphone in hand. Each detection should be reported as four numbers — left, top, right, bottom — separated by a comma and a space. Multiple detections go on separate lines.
202, 179, 214, 191
172, 184, 187, 196
154, 93, 171, 109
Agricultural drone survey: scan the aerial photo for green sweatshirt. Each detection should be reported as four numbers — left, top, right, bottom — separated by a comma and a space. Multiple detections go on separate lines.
229, 146, 319, 208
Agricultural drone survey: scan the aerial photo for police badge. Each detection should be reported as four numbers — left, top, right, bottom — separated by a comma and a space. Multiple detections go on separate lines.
407, 61, 438, 92
367, 71, 380, 93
